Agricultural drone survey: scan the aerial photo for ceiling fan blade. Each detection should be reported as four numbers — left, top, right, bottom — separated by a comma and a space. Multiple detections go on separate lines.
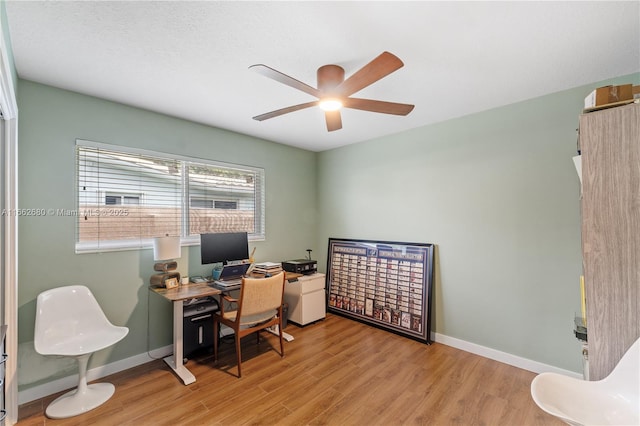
343, 98, 414, 115
253, 101, 319, 121
336, 51, 404, 96
250, 64, 320, 98
325, 110, 342, 132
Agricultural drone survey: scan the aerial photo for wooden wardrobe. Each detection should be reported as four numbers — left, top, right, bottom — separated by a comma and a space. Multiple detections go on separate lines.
579, 102, 640, 381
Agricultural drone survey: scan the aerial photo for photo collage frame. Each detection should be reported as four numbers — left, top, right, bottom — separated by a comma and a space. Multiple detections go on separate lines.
326, 238, 434, 343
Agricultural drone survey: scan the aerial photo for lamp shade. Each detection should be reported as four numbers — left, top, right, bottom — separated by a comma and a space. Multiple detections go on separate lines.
153, 236, 181, 261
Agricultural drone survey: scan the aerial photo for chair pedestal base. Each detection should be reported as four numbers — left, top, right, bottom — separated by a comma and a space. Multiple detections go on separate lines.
45, 382, 115, 419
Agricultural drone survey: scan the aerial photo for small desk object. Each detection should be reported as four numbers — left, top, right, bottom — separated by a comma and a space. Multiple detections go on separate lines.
151, 283, 221, 385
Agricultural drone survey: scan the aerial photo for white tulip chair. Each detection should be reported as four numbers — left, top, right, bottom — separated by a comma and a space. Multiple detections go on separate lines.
34, 285, 129, 419
531, 337, 639, 426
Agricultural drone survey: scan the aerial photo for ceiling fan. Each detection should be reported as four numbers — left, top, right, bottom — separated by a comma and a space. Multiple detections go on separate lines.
250, 51, 414, 132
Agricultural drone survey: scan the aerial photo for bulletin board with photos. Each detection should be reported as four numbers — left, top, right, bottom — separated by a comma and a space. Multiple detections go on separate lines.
326, 238, 434, 344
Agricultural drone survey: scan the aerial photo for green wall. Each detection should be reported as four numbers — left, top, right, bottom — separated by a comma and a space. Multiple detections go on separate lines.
0, 0, 17, 94
16, 80, 318, 390
316, 73, 639, 373
16, 72, 639, 392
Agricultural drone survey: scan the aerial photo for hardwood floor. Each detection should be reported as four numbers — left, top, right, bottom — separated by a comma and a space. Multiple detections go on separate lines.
17, 314, 562, 425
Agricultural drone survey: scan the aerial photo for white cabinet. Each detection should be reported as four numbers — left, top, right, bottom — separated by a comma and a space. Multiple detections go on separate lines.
284, 273, 326, 326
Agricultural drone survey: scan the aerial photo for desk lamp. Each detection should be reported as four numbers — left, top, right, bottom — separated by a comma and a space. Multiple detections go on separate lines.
150, 235, 181, 288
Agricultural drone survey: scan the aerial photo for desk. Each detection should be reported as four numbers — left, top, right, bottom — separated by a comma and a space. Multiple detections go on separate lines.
151, 283, 221, 385
151, 272, 302, 385
212, 272, 301, 343
211, 271, 303, 291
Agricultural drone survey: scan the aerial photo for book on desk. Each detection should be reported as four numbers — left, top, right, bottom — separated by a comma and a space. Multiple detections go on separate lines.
253, 262, 283, 276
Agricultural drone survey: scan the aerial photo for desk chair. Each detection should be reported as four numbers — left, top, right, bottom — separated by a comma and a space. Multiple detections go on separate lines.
213, 272, 286, 378
34, 285, 129, 419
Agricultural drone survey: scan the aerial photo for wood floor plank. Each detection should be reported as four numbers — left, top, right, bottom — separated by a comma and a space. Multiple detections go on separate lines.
17, 314, 564, 425
276, 387, 346, 426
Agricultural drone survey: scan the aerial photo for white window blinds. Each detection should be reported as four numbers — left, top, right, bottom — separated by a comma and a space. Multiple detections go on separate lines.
76, 140, 265, 253
186, 162, 261, 236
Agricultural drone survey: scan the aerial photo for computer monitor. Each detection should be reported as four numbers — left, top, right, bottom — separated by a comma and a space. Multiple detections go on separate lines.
200, 232, 249, 265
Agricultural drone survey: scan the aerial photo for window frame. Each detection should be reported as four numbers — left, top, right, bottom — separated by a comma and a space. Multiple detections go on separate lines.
75, 140, 265, 253
189, 197, 239, 210
214, 200, 238, 210
104, 191, 142, 206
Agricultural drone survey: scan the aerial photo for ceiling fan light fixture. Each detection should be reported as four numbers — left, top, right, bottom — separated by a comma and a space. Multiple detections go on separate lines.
251, 52, 413, 131
319, 98, 343, 112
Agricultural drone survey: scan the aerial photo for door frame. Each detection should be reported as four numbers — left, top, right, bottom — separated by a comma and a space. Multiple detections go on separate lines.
0, 14, 18, 425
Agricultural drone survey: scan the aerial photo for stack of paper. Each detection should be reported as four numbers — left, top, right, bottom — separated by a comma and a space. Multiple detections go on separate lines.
254, 262, 283, 275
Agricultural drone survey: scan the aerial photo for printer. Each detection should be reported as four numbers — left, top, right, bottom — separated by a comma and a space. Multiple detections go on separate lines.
282, 259, 317, 275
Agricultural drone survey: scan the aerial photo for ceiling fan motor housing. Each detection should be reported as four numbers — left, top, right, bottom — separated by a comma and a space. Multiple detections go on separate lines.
317, 65, 345, 94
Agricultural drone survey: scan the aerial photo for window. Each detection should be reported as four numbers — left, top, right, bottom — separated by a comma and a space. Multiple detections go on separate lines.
105, 192, 141, 205
190, 198, 238, 210
190, 198, 213, 209
76, 140, 265, 253
215, 200, 238, 209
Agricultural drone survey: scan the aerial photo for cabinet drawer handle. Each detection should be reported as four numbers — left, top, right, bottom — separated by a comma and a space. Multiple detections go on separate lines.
0, 354, 7, 365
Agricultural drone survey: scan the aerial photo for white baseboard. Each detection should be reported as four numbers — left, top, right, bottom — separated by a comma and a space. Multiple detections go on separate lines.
19, 333, 582, 405
432, 332, 583, 378
17, 345, 172, 405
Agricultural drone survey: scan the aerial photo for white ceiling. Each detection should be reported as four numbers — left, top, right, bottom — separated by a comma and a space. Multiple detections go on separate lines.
6, 1, 640, 152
